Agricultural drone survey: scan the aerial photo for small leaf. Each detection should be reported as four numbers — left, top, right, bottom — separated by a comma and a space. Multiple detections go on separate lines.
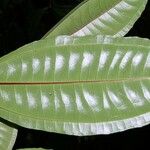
0, 35, 149, 136
43, 0, 148, 38
0, 121, 17, 150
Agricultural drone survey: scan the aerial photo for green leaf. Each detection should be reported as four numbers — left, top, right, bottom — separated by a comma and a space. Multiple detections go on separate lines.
0, 35, 150, 136
43, 0, 148, 38
0, 121, 17, 150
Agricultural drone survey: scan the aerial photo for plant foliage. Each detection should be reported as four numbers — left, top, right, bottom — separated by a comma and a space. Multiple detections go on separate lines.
0, 0, 149, 149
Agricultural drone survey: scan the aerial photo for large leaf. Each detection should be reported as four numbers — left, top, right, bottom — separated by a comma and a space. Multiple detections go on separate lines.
0, 35, 150, 136
0, 121, 17, 150
43, 0, 148, 38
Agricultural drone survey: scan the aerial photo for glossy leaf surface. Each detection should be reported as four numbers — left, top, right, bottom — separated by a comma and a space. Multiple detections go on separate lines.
0, 35, 150, 136
44, 0, 148, 38
0, 121, 17, 150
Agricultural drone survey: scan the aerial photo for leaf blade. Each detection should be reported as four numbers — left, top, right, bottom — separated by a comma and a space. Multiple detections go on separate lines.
0, 121, 17, 150
43, 0, 148, 38
0, 36, 150, 135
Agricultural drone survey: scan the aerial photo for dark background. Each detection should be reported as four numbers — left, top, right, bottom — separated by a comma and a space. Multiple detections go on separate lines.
0, 0, 150, 149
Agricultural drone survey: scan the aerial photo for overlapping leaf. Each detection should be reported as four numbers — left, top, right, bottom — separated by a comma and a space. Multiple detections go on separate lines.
0, 0, 148, 149
0, 35, 149, 136
43, 0, 148, 38
0, 121, 17, 150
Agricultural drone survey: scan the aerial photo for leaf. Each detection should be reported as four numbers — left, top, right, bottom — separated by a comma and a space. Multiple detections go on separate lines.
0, 35, 150, 136
0, 121, 17, 150
43, 0, 148, 38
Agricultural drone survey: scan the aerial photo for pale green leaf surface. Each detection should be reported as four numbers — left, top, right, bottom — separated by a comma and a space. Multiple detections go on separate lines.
0, 36, 150, 136
43, 0, 148, 38
0, 121, 17, 150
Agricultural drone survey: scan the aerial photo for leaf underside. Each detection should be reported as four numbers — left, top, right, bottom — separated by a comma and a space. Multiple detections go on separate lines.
0, 121, 17, 150
0, 1, 146, 150
0, 1, 148, 149
44, 0, 148, 38
0, 35, 150, 136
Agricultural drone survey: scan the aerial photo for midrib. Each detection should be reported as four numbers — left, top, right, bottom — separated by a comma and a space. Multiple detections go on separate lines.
0, 77, 149, 85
